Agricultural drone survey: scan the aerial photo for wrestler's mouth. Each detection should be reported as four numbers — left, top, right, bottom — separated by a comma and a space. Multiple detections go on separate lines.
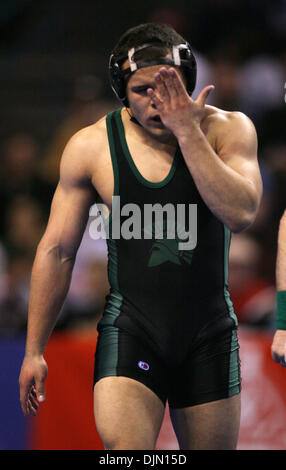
149, 115, 164, 127
151, 115, 162, 122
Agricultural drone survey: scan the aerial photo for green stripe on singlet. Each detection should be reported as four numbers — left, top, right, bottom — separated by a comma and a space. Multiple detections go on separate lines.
223, 225, 237, 325
96, 290, 123, 376
227, 329, 241, 397
223, 225, 241, 396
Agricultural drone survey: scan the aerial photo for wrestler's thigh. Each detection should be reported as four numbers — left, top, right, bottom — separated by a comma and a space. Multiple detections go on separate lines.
94, 376, 165, 450
170, 393, 241, 450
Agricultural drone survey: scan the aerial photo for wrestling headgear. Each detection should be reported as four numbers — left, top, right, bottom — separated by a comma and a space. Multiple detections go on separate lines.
109, 41, 197, 107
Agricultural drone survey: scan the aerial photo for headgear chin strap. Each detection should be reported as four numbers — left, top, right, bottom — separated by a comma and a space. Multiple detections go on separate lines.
109, 42, 197, 107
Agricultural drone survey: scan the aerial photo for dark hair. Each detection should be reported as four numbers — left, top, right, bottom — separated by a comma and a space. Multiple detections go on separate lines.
112, 22, 187, 62
109, 22, 196, 105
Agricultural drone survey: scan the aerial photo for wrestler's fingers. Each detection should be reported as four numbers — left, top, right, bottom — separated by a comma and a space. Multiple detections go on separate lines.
30, 386, 40, 408
147, 88, 164, 109
158, 68, 177, 100
271, 349, 286, 367
280, 353, 286, 367
19, 378, 33, 415
155, 71, 170, 101
272, 351, 281, 363
34, 372, 46, 403
168, 68, 189, 97
21, 398, 29, 416
196, 85, 215, 107
27, 398, 38, 416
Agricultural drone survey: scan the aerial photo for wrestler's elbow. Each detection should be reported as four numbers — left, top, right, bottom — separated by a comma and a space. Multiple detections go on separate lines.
231, 184, 262, 233
228, 204, 259, 233
229, 217, 252, 233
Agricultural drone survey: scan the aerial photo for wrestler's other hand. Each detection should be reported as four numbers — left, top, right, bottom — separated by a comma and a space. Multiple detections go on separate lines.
19, 355, 48, 416
271, 329, 286, 367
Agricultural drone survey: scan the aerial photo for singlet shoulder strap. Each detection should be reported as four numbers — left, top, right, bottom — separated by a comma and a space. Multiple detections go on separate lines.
106, 109, 121, 197
106, 107, 142, 193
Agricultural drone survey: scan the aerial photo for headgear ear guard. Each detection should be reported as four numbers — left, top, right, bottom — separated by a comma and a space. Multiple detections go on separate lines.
109, 42, 197, 107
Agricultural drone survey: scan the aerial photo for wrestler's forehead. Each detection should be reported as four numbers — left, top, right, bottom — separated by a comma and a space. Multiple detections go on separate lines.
127, 63, 173, 84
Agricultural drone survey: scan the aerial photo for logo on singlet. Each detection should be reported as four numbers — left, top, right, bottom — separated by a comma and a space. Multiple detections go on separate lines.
138, 361, 150, 371
89, 198, 197, 256
144, 218, 195, 267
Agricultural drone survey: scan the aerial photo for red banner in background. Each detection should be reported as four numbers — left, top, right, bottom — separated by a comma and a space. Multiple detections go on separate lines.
29, 327, 286, 450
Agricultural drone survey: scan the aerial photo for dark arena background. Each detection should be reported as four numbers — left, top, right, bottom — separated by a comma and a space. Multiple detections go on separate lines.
0, 0, 286, 451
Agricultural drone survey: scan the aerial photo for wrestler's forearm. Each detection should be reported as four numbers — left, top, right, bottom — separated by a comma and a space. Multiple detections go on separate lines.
177, 124, 258, 233
276, 210, 286, 291
24, 244, 75, 357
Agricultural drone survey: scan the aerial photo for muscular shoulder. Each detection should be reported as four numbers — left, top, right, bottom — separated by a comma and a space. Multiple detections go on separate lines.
59, 115, 109, 185
202, 105, 257, 153
62, 115, 109, 165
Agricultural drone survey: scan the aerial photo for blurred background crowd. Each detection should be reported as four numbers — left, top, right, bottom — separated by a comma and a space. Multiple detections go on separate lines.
0, 0, 285, 336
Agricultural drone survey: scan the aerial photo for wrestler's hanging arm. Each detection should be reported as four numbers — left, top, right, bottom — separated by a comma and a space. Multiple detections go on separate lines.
147, 67, 263, 233
19, 130, 97, 415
